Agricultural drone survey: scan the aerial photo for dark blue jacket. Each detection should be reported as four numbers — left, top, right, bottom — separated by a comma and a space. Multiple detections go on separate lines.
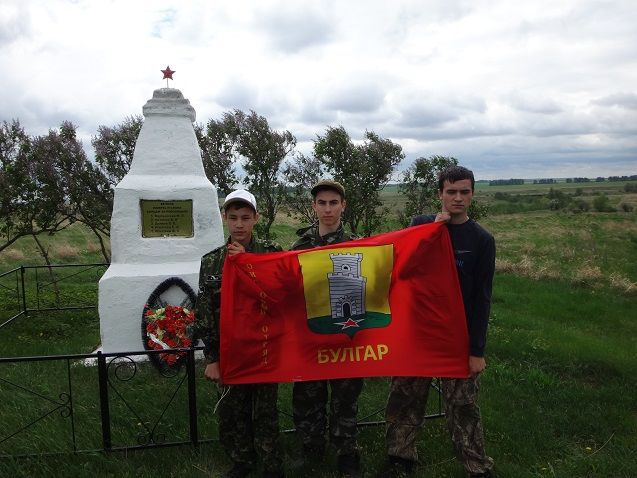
412, 215, 496, 357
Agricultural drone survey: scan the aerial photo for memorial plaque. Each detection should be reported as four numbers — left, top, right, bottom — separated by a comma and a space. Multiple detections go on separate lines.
141, 200, 194, 238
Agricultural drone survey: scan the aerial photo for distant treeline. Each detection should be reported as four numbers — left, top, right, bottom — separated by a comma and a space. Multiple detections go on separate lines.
489, 179, 525, 186
490, 175, 637, 186
565, 175, 637, 183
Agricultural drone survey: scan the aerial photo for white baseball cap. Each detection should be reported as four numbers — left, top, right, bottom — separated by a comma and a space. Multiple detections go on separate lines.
223, 189, 257, 212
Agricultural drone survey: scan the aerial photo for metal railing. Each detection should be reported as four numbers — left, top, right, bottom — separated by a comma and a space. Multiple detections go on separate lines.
0, 263, 108, 329
0, 262, 444, 458
1, 346, 444, 458
0, 348, 211, 457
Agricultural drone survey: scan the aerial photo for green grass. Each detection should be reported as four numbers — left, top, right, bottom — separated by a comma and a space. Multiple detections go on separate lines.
0, 224, 109, 269
2, 275, 635, 477
482, 211, 637, 292
1, 181, 637, 476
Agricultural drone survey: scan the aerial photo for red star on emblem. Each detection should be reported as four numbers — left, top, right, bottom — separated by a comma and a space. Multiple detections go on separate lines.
337, 318, 362, 329
161, 66, 175, 80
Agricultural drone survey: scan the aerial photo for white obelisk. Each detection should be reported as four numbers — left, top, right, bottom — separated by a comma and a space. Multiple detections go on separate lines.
98, 87, 224, 353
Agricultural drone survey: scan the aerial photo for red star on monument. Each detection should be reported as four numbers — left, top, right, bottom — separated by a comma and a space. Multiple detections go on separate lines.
161, 65, 175, 80
161, 65, 175, 87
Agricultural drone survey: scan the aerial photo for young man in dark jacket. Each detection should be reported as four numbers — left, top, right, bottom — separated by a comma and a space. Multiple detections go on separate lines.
380, 166, 496, 478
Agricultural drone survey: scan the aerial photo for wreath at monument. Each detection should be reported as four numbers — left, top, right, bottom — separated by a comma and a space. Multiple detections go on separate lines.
142, 277, 197, 370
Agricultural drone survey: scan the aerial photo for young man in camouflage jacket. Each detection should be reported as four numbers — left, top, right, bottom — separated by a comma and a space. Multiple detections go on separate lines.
194, 189, 284, 478
291, 180, 363, 478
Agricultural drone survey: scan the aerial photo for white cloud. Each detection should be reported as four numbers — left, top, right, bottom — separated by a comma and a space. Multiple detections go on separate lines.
253, 3, 335, 53
593, 93, 637, 110
0, 0, 635, 179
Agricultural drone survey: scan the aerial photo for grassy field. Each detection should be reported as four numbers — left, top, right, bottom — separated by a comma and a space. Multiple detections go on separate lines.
2, 274, 634, 477
1, 180, 636, 477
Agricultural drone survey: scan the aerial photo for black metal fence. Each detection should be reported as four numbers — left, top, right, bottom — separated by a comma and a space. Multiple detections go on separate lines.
0, 263, 444, 458
0, 348, 209, 457
0, 263, 108, 329
0, 346, 444, 458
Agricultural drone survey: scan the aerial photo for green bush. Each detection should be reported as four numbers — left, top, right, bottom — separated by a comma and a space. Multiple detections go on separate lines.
592, 193, 615, 212
547, 188, 571, 209
570, 199, 590, 213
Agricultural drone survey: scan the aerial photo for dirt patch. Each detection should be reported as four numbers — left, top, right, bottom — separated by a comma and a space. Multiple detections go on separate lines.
609, 273, 637, 295
1, 249, 26, 262
87, 242, 105, 253
495, 256, 560, 280
572, 264, 603, 286
51, 244, 80, 259
274, 212, 306, 227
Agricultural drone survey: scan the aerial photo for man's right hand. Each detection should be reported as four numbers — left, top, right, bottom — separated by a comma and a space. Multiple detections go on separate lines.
227, 241, 246, 256
435, 211, 451, 223
204, 362, 222, 384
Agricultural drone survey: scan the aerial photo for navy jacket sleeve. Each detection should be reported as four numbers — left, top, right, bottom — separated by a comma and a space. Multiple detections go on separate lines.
468, 233, 495, 357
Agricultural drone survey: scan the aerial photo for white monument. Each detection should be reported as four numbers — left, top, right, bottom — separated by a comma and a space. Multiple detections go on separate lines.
98, 87, 224, 353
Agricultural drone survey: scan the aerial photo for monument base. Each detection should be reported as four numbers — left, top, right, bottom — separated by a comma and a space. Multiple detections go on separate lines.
98, 261, 201, 353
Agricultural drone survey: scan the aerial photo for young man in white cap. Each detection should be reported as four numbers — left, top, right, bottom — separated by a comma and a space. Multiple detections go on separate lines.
194, 189, 284, 478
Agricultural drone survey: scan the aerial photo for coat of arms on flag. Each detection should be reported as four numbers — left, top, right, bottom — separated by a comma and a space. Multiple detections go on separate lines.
298, 246, 393, 337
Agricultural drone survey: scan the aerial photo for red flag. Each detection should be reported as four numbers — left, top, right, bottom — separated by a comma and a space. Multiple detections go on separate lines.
220, 222, 469, 384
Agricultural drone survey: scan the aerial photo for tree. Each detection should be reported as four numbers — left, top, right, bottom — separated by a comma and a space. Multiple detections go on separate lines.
592, 193, 614, 212
225, 110, 296, 238
547, 187, 571, 210
0, 119, 36, 253
92, 115, 142, 188
26, 124, 82, 272
0, 121, 76, 253
314, 126, 403, 236
282, 153, 323, 224
399, 155, 456, 226
399, 155, 487, 226
0, 120, 80, 298
195, 119, 238, 196
56, 122, 113, 261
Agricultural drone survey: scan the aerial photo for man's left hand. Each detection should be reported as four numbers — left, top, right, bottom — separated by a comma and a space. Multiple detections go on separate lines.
469, 355, 486, 377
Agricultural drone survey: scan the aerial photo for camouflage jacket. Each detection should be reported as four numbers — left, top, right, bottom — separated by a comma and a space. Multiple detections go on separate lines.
291, 222, 359, 251
194, 235, 282, 363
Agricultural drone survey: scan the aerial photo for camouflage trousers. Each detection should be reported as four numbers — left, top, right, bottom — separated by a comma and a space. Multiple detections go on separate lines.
385, 376, 494, 475
217, 383, 282, 472
293, 378, 364, 456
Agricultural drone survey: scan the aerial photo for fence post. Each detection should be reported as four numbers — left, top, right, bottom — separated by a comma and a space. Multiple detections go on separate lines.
20, 266, 27, 316
186, 348, 199, 446
97, 351, 112, 451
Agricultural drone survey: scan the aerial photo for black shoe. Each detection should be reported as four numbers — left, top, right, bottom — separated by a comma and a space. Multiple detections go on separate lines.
263, 470, 284, 478
337, 453, 362, 477
222, 463, 251, 478
377, 456, 415, 477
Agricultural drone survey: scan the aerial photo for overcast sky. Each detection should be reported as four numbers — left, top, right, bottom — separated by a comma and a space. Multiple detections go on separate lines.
1, 0, 636, 179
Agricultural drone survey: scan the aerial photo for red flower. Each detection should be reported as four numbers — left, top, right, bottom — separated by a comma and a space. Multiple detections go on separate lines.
145, 304, 194, 366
